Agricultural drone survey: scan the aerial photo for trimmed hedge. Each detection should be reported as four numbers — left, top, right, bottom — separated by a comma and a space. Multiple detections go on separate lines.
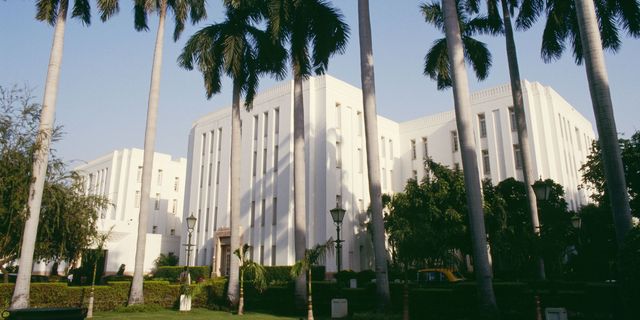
152, 266, 210, 283
0, 280, 621, 318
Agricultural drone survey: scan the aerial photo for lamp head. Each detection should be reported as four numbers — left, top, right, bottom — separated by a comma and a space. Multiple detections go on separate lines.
330, 206, 346, 225
186, 213, 197, 231
532, 178, 551, 201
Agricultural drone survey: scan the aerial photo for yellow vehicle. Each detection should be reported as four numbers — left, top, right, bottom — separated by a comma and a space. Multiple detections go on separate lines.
416, 268, 465, 285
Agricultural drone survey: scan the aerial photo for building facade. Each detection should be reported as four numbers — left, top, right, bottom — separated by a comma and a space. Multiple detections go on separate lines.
182, 75, 595, 274
74, 148, 187, 274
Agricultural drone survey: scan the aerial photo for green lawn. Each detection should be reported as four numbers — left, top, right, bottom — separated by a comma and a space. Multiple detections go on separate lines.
92, 309, 298, 320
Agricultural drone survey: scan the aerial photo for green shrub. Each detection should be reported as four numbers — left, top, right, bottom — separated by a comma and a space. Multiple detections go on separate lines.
152, 266, 210, 283
102, 275, 132, 283
356, 270, 376, 286
334, 270, 357, 283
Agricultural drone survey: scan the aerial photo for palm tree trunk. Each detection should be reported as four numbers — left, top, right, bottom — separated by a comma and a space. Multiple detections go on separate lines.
227, 80, 242, 307
238, 267, 244, 315
293, 71, 307, 310
575, 0, 632, 246
357, 0, 391, 311
87, 262, 97, 318
442, 0, 498, 318
307, 267, 314, 320
128, 0, 167, 305
10, 0, 69, 310
499, 0, 545, 281
575, 1, 633, 318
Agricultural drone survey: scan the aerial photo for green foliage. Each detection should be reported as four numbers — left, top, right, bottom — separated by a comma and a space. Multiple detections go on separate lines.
581, 132, 640, 217
0, 85, 110, 270
290, 240, 334, 279
235, 244, 267, 292
384, 159, 468, 269
619, 226, 640, 311
154, 252, 179, 268
152, 266, 210, 283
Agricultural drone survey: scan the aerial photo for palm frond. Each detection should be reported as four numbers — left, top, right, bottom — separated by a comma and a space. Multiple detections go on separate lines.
462, 36, 492, 81
423, 38, 452, 90
36, 0, 60, 25
134, 0, 150, 31
71, 0, 91, 26
97, 0, 119, 22
515, 0, 544, 30
308, 0, 349, 75
421, 2, 445, 32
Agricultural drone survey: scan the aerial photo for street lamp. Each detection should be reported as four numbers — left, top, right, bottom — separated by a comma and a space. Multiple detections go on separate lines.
329, 205, 346, 272
185, 213, 197, 268
532, 178, 551, 202
571, 215, 582, 229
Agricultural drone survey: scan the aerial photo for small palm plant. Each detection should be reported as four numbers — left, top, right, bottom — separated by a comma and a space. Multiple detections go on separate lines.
234, 244, 267, 315
291, 239, 335, 320
87, 227, 113, 318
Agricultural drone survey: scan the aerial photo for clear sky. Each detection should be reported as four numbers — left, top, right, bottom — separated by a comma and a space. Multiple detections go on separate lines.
1, 1, 639, 163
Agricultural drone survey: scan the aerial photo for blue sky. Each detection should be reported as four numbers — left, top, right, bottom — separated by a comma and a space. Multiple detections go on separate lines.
1, 1, 639, 163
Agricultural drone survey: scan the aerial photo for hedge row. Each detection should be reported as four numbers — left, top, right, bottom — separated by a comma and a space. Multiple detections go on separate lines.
152, 266, 211, 283
0, 280, 620, 318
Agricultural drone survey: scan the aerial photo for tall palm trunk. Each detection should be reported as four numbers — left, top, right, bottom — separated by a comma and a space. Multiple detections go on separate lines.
128, 0, 167, 305
357, 0, 390, 311
575, 0, 632, 246
10, 0, 68, 310
306, 267, 314, 320
575, 2, 632, 318
293, 71, 307, 309
499, 0, 545, 281
442, 0, 498, 318
227, 80, 242, 307
238, 265, 244, 315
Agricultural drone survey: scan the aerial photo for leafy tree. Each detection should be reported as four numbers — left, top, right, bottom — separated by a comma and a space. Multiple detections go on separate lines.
263, 0, 349, 309
581, 132, 640, 217
290, 239, 334, 320
154, 252, 179, 267
234, 244, 267, 315
570, 204, 616, 281
0, 85, 109, 285
126, 0, 207, 306
179, 1, 286, 308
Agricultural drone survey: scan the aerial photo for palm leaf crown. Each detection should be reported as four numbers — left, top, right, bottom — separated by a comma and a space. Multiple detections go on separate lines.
134, 0, 207, 41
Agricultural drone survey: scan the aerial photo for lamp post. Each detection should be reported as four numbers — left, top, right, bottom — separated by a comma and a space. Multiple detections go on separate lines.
531, 178, 551, 320
330, 205, 346, 272
185, 213, 197, 269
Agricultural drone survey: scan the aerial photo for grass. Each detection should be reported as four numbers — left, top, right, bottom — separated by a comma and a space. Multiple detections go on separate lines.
92, 308, 300, 319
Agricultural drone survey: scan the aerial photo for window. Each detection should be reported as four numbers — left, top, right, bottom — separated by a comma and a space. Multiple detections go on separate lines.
478, 113, 487, 138
389, 170, 393, 188
253, 115, 259, 140
205, 207, 210, 232
382, 168, 387, 190
214, 206, 218, 231
357, 111, 363, 136
202, 133, 206, 155
509, 107, 516, 132
358, 199, 364, 214
482, 149, 490, 174
335, 103, 341, 128
218, 128, 223, 150
263, 112, 269, 137
412, 170, 418, 181
152, 226, 157, 234
422, 137, 428, 159
174, 177, 179, 191
216, 161, 221, 184
170, 229, 175, 236
199, 164, 204, 188
274, 108, 280, 134
208, 162, 213, 186
389, 139, 394, 159
513, 144, 523, 169
410, 140, 417, 160
154, 193, 160, 210
252, 151, 257, 176
135, 191, 140, 208
272, 197, 277, 226
261, 199, 266, 226
271, 245, 276, 266
575, 128, 582, 151
273, 145, 279, 172
262, 148, 267, 174
260, 245, 265, 265
157, 169, 163, 185
137, 166, 143, 183
451, 131, 459, 152
454, 163, 460, 171
172, 199, 177, 214
336, 141, 342, 168
357, 148, 363, 173
251, 201, 256, 227
210, 130, 215, 153
380, 137, 386, 158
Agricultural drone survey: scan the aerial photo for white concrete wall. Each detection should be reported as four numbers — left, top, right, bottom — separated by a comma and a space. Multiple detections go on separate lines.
183, 75, 596, 272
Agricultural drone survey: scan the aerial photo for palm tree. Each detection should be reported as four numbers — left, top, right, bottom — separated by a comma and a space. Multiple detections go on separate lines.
440, 0, 498, 317
127, 0, 206, 305
234, 244, 267, 315
356, 0, 390, 311
87, 228, 112, 318
422, 1, 496, 89
179, 2, 286, 308
10, 0, 118, 310
264, 0, 349, 308
290, 239, 335, 320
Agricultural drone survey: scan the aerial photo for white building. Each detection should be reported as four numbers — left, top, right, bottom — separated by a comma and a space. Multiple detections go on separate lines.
182, 75, 595, 274
73, 148, 187, 274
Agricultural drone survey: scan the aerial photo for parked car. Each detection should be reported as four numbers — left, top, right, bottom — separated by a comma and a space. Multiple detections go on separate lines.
416, 268, 465, 285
